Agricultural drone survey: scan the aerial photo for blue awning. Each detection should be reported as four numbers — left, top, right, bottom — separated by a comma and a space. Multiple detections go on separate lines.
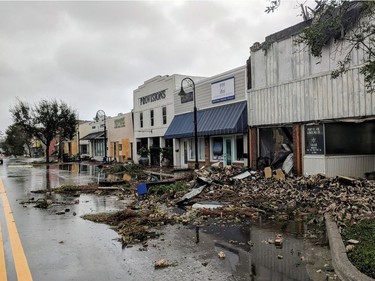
164, 101, 247, 139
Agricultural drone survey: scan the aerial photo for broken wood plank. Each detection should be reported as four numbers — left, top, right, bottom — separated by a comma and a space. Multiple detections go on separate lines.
264, 167, 272, 179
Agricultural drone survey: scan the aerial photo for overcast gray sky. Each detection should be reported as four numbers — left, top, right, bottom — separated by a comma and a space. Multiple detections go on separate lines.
0, 0, 311, 135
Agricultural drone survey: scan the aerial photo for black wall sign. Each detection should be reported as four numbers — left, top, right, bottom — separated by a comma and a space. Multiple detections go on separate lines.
305, 124, 325, 155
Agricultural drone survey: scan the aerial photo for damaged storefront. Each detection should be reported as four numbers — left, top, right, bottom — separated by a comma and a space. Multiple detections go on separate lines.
256, 127, 294, 176
248, 19, 375, 178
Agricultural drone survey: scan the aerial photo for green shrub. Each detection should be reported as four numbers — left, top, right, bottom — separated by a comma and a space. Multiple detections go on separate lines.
148, 182, 189, 196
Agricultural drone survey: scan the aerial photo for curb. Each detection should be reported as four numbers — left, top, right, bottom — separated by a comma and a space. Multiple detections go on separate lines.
324, 213, 375, 281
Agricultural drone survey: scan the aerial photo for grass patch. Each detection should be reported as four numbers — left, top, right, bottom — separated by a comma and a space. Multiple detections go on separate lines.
342, 218, 375, 278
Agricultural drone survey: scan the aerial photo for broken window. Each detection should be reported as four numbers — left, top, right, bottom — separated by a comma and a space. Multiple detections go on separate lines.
258, 127, 293, 169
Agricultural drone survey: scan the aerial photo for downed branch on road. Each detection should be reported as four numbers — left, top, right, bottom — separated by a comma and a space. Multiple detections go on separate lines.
81, 208, 176, 246
31, 183, 99, 194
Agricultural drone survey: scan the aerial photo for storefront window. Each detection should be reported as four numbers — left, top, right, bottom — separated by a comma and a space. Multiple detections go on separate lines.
80, 144, 88, 154
212, 137, 223, 160
210, 135, 245, 162
140, 112, 143, 128
189, 138, 205, 160
325, 122, 375, 155
235, 136, 244, 161
94, 140, 104, 156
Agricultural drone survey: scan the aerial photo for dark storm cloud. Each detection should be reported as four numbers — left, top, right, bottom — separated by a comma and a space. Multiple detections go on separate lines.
0, 0, 312, 135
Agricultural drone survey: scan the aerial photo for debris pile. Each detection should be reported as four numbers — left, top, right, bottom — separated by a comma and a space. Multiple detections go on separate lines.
27, 163, 374, 247
79, 165, 375, 248
81, 208, 175, 246
185, 167, 375, 228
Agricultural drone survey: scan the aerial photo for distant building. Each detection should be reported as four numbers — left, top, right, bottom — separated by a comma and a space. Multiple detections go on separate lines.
78, 112, 133, 163
106, 112, 133, 162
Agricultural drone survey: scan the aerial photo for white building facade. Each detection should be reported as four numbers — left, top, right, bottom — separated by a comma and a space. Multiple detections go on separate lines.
79, 119, 105, 161
133, 74, 205, 165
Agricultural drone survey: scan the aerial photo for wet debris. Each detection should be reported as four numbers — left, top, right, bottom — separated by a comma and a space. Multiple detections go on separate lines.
58, 164, 374, 253
81, 208, 174, 247
346, 244, 355, 252
34, 199, 53, 209
191, 166, 375, 228
176, 184, 206, 206
274, 234, 283, 248
154, 259, 177, 269
19, 197, 75, 209
217, 251, 226, 259
191, 201, 229, 210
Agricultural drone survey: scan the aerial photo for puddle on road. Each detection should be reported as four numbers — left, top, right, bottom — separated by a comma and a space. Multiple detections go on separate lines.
5, 161, 334, 281
39, 193, 130, 217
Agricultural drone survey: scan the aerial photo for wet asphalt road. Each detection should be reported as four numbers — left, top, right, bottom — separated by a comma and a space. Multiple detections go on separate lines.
0, 158, 335, 281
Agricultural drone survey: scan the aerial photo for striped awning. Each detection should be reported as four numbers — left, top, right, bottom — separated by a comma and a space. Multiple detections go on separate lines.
164, 101, 247, 139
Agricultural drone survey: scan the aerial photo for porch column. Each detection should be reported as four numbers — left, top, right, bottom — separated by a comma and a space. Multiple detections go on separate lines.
249, 127, 258, 169
293, 123, 303, 176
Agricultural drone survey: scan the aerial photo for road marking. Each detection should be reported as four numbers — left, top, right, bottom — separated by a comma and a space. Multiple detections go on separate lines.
0, 177, 33, 281
0, 219, 7, 281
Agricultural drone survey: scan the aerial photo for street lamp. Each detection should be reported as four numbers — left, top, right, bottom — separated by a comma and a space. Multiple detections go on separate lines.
95, 109, 107, 163
179, 77, 199, 169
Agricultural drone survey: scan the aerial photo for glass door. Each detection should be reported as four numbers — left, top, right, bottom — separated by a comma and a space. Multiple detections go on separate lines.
223, 138, 232, 166
180, 140, 188, 168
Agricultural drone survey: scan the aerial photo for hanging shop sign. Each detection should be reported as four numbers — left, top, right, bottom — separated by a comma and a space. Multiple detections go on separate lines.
211, 77, 235, 103
114, 117, 125, 128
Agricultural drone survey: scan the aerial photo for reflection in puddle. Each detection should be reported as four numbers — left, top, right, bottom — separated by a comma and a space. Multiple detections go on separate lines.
43, 193, 129, 217
195, 221, 327, 281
